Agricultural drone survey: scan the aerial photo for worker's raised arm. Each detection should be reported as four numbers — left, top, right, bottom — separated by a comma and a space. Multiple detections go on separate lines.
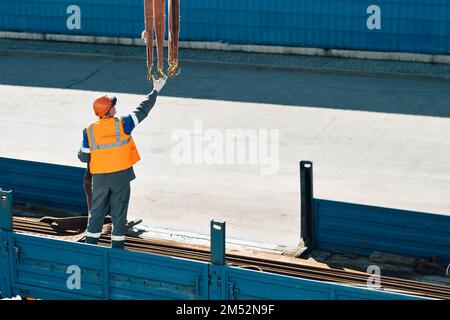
78, 128, 91, 163
121, 76, 167, 135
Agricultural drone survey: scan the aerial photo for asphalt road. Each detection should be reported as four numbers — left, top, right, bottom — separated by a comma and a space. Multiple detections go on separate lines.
0, 53, 449, 248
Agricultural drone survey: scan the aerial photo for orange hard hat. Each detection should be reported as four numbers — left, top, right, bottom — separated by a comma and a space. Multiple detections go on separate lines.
93, 95, 117, 117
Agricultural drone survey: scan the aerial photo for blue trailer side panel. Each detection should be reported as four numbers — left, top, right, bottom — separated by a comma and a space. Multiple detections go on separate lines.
108, 250, 209, 300
0, 231, 427, 300
0, 157, 87, 215
0, 0, 450, 55
8, 233, 209, 300
312, 199, 450, 265
225, 266, 420, 300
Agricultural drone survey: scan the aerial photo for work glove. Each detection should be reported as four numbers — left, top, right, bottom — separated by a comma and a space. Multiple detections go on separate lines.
152, 75, 167, 93
141, 30, 149, 44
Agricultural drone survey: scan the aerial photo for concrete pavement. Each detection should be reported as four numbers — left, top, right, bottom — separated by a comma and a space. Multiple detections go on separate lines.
0, 50, 449, 248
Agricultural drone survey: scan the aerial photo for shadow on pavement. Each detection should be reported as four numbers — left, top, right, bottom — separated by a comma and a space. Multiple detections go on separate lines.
0, 54, 449, 117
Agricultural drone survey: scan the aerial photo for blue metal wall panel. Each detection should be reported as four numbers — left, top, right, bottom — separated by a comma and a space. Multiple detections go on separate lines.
0, 231, 427, 300
7, 232, 210, 300
0, 157, 87, 215
13, 234, 107, 299
0, 1, 449, 54
313, 199, 450, 265
108, 250, 209, 300
225, 266, 421, 300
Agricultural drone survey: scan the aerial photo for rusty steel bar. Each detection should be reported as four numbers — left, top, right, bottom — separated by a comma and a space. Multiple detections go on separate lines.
168, 0, 180, 77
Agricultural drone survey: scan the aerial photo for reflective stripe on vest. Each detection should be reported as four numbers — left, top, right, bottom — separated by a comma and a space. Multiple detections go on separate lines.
86, 117, 141, 174
88, 118, 131, 151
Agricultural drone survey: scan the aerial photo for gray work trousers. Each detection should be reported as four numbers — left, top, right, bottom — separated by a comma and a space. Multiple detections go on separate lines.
85, 182, 131, 249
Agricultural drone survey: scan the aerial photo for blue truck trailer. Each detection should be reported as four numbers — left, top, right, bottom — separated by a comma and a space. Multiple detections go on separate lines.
0, 157, 449, 300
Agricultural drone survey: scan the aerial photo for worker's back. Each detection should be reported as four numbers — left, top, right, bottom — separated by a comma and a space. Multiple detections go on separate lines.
86, 117, 140, 175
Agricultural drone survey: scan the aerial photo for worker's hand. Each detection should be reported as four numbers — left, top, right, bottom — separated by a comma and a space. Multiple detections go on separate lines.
141, 30, 149, 44
152, 76, 167, 93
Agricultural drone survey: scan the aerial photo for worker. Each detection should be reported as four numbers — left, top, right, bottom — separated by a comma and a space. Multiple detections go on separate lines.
78, 76, 167, 249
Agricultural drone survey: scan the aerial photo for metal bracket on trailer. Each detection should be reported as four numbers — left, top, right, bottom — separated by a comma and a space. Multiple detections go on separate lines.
0, 232, 13, 299
0, 189, 13, 232
288, 161, 315, 257
300, 161, 314, 250
0, 189, 13, 298
210, 220, 225, 265
209, 220, 230, 299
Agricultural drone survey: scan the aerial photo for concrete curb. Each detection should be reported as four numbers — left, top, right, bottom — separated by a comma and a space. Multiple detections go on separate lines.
2, 31, 450, 64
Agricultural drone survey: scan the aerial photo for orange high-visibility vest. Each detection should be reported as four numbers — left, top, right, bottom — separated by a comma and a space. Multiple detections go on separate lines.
86, 117, 141, 174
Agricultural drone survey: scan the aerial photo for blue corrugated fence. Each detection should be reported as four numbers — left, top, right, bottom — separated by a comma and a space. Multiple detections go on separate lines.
0, 0, 449, 54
